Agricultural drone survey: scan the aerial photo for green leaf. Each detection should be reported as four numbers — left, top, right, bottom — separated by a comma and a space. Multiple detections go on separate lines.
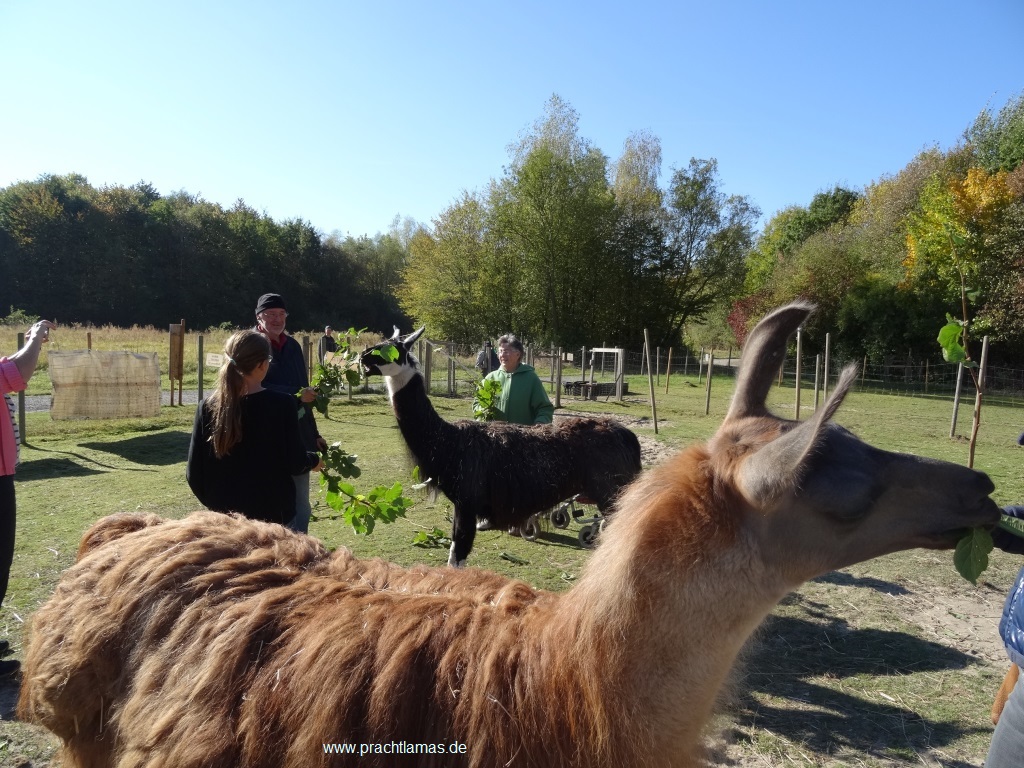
998, 515, 1024, 539
954, 528, 994, 584
370, 344, 399, 363
937, 322, 968, 364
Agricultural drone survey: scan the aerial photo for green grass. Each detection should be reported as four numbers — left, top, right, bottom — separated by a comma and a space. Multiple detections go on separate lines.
3, 371, 1023, 765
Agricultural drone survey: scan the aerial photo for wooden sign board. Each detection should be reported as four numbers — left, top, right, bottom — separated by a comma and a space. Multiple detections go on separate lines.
168, 323, 185, 381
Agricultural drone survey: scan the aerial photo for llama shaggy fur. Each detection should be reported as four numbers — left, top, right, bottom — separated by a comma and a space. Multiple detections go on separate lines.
18, 303, 1002, 768
360, 328, 642, 566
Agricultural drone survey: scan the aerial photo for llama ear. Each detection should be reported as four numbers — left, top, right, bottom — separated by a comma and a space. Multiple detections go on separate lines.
737, 364, 858, 506
726, 301, 815, 421
390, 326, 402, 341
402, 327, 425, 347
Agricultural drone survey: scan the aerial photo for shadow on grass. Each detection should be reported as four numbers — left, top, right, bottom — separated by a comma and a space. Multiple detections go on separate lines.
79, 431, 190, 467
726, 606, 988, 766
0, 668, 18, 720
16, 456, 107, 480
814, 570, 912, 596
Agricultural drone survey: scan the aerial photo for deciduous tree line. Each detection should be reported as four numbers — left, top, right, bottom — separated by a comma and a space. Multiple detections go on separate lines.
735, 93, 1024, 364
0, 175, 411, 332
398, 96, 760, 351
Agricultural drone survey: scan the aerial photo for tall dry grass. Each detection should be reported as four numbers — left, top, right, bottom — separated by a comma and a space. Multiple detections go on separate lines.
0, 324, 390, 390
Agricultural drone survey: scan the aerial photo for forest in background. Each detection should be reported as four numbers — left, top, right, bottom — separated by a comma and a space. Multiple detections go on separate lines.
1, 93, 1022, 362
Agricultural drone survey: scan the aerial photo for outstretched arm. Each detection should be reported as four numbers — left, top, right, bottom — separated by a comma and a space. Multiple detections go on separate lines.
10, 320, 56, 385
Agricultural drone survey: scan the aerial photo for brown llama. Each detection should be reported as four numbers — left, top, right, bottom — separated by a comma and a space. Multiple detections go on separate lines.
18, 302, 1000, 768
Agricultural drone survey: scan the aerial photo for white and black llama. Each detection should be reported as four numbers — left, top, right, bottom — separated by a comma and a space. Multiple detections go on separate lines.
360, 328, 643, 566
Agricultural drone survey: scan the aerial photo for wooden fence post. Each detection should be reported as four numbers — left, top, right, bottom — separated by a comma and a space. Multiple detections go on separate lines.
823, 332, 831, 400
950, 362, 964, 438
813, 354, 821, 412
197, 334, 204, 402
704, 348, 713, 415
968, 338, 989, 469
555, 348, 563, 408
795, 328, 803, 418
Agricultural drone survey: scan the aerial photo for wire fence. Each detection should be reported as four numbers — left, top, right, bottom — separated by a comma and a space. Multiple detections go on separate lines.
416, 341, 1024, 411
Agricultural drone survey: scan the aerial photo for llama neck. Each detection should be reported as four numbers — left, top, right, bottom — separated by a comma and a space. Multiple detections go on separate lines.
562, 446, 790, 760
384, 371, 455, 473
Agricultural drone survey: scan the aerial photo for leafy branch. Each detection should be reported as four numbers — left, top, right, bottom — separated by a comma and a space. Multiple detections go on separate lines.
473, 378, 502, 421
313, 443, 414, 535
302, 327, 374, 418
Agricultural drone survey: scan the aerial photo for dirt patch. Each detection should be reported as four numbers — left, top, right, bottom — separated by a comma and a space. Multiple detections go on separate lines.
554, 410, 675, 467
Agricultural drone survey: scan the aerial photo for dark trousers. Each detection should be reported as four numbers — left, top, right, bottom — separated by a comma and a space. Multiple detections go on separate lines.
0, 475, 14, 607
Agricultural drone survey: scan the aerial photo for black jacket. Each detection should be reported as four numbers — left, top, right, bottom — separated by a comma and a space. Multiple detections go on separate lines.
187, 389, 319, 524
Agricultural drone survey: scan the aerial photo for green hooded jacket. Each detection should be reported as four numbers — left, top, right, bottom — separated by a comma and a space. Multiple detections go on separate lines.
483, 364, 553, 425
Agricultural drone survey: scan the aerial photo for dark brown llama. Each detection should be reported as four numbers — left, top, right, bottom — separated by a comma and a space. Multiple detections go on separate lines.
360, 327, 642, 565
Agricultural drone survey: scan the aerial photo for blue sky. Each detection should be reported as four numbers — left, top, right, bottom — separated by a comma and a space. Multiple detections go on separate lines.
1, 0, 1021, 239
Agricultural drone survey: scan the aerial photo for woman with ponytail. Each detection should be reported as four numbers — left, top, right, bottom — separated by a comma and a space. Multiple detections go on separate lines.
187, 330, 323, 526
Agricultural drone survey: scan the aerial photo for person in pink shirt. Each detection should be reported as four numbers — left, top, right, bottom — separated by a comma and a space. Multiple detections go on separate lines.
1, 319, 55, 676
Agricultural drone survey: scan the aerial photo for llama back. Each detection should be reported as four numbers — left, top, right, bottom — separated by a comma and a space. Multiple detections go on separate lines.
554, 417, 642, 508
18, 511, 628, 768
428, 418, 640, 521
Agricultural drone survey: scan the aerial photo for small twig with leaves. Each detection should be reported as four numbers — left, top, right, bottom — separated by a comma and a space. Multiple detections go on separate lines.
473, 378, 502, 422
313, 443, 414, 534
301, 327, 372, 419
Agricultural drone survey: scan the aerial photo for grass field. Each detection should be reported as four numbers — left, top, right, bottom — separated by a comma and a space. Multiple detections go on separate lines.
1, 359, 1023, 766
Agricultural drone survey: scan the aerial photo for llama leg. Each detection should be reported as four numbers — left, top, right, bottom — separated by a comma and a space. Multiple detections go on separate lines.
448, 508, 476, 567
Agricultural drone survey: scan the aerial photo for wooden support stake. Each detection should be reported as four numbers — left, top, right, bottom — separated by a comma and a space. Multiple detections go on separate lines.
644, 330, 658, 434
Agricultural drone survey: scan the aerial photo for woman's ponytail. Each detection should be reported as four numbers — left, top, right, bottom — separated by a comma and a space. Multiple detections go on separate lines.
207, 330, 271, 457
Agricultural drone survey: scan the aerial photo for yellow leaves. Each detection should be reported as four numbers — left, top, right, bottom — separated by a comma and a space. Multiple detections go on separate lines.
903, 166, 1014, 292
950, 167, 1012, 227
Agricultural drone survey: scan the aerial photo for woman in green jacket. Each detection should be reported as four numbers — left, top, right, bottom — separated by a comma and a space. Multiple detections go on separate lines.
483, 334, 553, 425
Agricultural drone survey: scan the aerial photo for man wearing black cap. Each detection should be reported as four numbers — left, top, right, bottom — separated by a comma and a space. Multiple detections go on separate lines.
254, 293, 326, 534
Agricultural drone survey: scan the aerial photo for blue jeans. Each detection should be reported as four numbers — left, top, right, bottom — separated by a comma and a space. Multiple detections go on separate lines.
987, 665, 1024, 767
287, 472, 311, 534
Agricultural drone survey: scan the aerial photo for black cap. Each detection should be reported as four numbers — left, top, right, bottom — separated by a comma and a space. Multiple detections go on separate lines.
255, 293, 286, 314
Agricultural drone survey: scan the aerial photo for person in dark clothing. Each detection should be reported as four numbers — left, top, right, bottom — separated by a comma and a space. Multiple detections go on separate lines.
318, 326, 338, 364
475, 340, 499, 377
254, 293, 327, 534
187, 331, 322, 525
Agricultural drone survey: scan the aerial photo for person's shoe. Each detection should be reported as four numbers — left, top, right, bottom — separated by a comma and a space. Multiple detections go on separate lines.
476, 519, 493, 531
0, 659, 20, 677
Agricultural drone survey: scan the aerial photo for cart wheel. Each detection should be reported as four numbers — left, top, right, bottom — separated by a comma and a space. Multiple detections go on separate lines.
521, 517, 540, 541
578, 524, 597, 549
551, 505, 571, 529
